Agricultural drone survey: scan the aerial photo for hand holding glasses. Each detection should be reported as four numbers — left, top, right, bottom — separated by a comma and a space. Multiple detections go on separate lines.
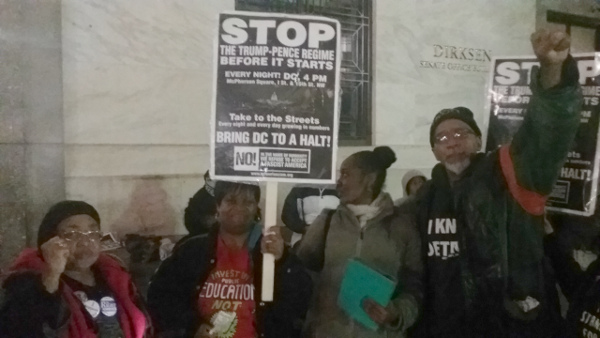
60, 230, 103, 242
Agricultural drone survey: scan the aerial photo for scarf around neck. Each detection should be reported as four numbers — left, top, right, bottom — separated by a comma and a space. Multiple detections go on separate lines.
346, 193, 387, 228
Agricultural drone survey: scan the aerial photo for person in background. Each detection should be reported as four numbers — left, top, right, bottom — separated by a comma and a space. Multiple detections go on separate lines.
184, 170, 218, 236
296, 146, 422, 338
545, 207, 600, 338
281, 184, 339, 247
409, 29, 582, 337
394, 170, 426, 207
147, 181, 311, 338
0, 200, 151, 338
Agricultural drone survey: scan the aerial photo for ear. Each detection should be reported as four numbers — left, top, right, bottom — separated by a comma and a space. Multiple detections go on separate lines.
475, 137, 482, 152
364, 171, 377, 191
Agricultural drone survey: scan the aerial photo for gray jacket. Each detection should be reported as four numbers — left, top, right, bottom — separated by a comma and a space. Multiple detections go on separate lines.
296, 193, 423, 338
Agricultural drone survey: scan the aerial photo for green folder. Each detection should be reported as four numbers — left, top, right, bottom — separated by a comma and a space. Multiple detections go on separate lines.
337, 258, 397, 331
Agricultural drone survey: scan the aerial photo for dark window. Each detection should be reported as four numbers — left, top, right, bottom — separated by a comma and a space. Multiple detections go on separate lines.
235, 0, 373, 145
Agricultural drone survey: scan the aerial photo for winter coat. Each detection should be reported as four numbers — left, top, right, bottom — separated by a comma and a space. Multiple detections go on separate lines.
411, 56, 582, 337
545, 232, 600, 338
184, 185, 217, 236
146, 224, 312, 338
296, 193, 423, 338
0, 248, 150, 338
282, 185, 340, 234
394, 171, 426, 208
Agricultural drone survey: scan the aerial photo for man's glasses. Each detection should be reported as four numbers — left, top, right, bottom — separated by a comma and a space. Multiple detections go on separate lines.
434, 129, 474, 145
60, 230, 103, 242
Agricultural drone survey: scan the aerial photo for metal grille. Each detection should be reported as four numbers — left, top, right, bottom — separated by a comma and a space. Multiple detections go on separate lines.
236, 0, 373, 145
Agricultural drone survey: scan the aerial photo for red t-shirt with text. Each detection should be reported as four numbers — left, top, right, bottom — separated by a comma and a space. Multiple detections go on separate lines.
198, 236, 256, 338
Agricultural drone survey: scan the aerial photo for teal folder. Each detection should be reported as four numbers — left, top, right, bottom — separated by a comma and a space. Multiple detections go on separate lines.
337, 258, 397, 330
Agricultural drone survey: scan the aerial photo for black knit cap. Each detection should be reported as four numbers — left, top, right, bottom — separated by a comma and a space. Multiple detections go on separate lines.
429, 106, 482, 147
37, 200, 100, 248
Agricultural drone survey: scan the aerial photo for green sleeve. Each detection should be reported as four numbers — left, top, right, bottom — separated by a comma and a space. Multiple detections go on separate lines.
509, 55, 583, 194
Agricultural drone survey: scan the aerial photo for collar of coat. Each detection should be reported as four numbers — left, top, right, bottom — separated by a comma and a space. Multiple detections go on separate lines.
338, 193, 396, 228
8, 248, 147, 338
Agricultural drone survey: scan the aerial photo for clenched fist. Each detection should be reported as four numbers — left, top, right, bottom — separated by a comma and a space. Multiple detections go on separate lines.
530, 29, 571, 88
531, 29, 570, 66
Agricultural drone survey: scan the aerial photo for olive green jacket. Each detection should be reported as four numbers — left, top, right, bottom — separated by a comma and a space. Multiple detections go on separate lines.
297, 193, 423, 338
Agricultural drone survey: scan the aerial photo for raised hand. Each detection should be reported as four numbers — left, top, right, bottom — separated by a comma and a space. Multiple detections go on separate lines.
40, 236, 71, 292
531, 29, 570, 66
530, 29, 571, 89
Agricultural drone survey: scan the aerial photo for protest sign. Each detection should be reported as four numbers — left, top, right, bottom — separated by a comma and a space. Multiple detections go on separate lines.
210, 11, 341, 301
211, 11, 341, 184
486, 54, 600, 216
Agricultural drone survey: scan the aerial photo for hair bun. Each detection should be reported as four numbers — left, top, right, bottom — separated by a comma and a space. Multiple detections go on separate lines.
373, 146, 396, 169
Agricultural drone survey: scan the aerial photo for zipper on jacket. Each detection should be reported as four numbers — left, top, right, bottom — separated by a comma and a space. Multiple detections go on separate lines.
356, 229, 364, 258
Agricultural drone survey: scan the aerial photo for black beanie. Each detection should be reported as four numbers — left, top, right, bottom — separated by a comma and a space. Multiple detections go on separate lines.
429, 107, 482, 147
37, 200, 100, 248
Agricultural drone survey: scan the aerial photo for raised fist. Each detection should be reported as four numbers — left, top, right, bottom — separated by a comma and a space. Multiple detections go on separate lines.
530, 29, 570, 66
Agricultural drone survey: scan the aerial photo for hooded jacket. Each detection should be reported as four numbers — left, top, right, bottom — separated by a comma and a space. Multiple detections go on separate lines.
184, 184, 217, 236
282, 185, 339, 234
296, 193, 422, 338
411, 56, 582, 337
394, 171, 426, 207
0, 248, 149, 338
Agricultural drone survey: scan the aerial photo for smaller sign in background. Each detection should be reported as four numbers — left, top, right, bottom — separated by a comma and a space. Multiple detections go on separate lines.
484, 53, 600, 216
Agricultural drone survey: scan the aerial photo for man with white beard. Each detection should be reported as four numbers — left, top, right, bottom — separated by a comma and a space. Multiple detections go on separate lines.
410, 29, 583, 338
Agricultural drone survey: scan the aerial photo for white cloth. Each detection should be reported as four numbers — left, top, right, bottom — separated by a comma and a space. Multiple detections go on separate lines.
299, 194, 340, 225
346, 193, 386, 228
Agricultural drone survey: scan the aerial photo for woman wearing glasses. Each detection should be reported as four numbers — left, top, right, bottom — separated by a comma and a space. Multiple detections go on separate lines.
0, 200, 150, 338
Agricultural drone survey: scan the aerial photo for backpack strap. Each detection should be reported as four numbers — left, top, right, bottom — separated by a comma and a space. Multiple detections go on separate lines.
323, 209, 335, 243
315, 209, 336, 271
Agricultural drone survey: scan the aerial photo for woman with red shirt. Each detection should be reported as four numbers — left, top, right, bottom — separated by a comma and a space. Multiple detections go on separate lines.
148, 181, 311, 338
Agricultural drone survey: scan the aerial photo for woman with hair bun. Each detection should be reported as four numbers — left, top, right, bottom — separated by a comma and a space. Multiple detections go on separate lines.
296, 146, 423, 338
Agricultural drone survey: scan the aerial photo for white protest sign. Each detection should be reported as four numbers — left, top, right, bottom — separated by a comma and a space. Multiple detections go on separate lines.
211, 11, 341, 301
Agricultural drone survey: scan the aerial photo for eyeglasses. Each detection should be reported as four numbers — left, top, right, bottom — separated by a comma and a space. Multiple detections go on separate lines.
60, 230, 103, 242
434, 129, 474, 145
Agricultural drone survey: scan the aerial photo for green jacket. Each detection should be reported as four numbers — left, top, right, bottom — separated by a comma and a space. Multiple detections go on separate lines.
297, 193, 423, 338
414, 56, 583, 336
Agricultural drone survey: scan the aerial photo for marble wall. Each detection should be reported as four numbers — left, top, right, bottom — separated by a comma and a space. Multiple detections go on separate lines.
62, 0, 234, 236
1, 0, 588, 256
0, 0, 64, 267
60, 0, 540, 237
374, 1, 535, 146
537, 0, 600, 53
372, 0, 535, 203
